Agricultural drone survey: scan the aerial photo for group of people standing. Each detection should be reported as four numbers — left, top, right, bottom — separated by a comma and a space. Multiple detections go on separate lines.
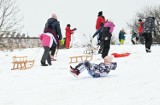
141, 17, 156, 53
131, 17, 156, 53
39, 14, 62, 66
116, 16, 156, 54
39, 13, 77, 66
94, 11, 157, 56
38, 11, 118, 78
70, 11, 117, 78
70, 14, 156, 78
131, 19, 144, 45
93, 11, 115, 59
39, 11, 156, 79
39, 11, 116, 66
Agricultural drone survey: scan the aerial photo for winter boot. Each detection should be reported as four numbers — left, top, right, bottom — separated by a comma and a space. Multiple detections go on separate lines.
70, 66, 80, 76
146, 48, 151, 53
41, 62, 48, 66
48, 62, 52, 66
75, 63, 86, 72
51, 55, 57, 61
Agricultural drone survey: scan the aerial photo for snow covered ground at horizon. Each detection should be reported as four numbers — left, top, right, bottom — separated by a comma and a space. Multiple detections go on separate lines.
0, 44, 160, 105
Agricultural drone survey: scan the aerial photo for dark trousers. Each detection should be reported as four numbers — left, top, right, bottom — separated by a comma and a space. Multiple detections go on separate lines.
143, 33, 152, 52
102, 38, 111, 58
139, 34, 145, 44
50, 45, 56, 56
131, 40, 135, 44
41, 46, 51, 64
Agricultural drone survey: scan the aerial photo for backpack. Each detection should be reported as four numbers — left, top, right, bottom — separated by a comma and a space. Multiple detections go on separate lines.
143, 17, 155, 33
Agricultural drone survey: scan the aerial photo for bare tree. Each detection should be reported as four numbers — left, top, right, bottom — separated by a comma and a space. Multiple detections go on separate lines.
0, 0, 23, 37
127, 5, 160, 42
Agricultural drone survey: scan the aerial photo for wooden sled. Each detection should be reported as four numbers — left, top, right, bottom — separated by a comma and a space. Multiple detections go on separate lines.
83, 47, 98, 55
11, 56, 35, 70
69, 55, 93, 64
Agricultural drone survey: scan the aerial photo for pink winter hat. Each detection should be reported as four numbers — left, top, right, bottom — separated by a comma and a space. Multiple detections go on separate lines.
52, 13, 57, 19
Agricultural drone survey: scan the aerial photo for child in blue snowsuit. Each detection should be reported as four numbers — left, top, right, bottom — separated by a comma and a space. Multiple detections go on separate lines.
70, 55, 117, 78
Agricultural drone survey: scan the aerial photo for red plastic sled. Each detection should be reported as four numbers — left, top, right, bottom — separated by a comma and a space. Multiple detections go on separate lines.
111, 53, 130, 58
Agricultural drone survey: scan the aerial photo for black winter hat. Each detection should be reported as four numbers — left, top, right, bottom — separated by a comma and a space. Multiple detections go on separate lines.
151, 17, 155, 20
67, 24, 71, 27
98, 11, 103, 16
138, 19, 142, 22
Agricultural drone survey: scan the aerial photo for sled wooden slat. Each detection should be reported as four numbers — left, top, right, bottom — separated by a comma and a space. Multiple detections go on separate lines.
11, 56, 35, 70
83, 47, 98, 55
69, 55, 93, 64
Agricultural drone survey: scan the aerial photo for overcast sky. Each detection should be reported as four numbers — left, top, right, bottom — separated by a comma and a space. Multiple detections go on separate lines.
18, 0, 160, 37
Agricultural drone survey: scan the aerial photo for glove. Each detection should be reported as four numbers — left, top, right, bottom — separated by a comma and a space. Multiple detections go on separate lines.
58, 36, 62, 40
93, 34, 96, 38
73, 28, 77, 31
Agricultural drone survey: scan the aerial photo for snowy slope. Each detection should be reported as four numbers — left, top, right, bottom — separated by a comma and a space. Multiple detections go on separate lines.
0, 45, 160, 105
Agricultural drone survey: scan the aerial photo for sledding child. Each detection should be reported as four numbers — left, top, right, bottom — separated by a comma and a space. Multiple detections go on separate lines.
70, 55, 117, 78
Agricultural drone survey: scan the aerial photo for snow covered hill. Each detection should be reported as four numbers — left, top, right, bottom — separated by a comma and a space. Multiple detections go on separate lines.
0, 44, 160, 105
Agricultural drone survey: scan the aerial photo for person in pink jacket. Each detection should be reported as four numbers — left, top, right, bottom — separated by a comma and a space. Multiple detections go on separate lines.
99, 19, 115, 58
39, 28, 54, 66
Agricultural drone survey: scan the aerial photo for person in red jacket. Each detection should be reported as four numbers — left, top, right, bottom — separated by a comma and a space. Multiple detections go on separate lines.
138, 19, 144, 44
95, 11, 105, 45
65, 24, 77, 49
96, 11, 106, 30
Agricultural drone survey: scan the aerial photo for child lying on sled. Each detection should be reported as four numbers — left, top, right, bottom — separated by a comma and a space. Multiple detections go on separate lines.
70, 55, 117, 78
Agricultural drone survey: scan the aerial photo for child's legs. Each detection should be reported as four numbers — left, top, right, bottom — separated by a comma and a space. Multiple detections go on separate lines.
131, 40, 135, 44
65, 38, 70, 48
120, 39, 125, 45
75, 61, 92, 73
41, 46, 50, 63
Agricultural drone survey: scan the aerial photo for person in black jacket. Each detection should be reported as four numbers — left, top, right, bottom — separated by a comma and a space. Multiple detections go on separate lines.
44, 13, 62, 61
142, 17, 156, 53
